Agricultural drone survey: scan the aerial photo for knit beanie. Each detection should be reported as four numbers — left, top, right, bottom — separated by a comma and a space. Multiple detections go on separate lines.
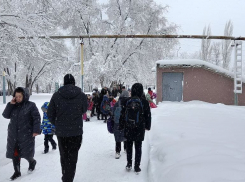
64, 74, 75, 85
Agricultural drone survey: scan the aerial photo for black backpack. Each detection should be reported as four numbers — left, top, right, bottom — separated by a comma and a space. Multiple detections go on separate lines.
125, 97, 144, 128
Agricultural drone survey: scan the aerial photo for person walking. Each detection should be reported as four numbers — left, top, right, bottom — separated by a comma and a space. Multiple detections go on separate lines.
119, 83, 151, 174
91, 92, 99, 117
2, 87, 41, 180
111, 86, 118, 98
146, 88, 157, 108
47, 74, 87, 182
99, 88, 110, 123
41, 102, 57, 154
112, 92, 128, 159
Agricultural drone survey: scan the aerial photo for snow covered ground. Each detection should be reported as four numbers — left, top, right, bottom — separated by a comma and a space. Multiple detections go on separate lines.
149, 101, 245, 182
0, 94, 245, 182
0, 94, 149, 182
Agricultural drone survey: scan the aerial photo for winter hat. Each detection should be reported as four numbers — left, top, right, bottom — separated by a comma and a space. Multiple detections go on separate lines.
101, 88, 107, 95
64, 74, 75, 86
131, 83, 144, 98
13, 87, 30, 103
120, 90, 129, 98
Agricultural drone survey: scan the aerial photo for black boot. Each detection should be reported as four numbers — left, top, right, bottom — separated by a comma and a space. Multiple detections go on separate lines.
28, 159, 37, 172
44, 147, 49, 154
10, 172, 21, 181
104, 115, 107, 123
52, 143, 57, 150
134, 166, 141, 173
11, 158, 21, 180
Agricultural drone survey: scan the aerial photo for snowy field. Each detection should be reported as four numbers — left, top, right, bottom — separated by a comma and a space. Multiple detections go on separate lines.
1, 94, 245, 182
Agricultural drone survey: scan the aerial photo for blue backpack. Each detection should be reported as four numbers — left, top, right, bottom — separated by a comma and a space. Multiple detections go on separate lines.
100, 95, 111, 115
125, 97, 144, 128
107, 100, 121, 134
114, 100, 122, 124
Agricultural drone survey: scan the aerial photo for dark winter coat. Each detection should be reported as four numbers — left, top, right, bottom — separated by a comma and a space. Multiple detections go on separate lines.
111, 89, 118, 98
119, 83, 151, 141
112, 99, 126, 142
98, 89, 107, 109
92, 94, 100, 107
47, 84, 87, 137
2, 87, 41, 159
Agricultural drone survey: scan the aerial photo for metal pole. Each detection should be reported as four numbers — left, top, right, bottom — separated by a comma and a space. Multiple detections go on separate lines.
17, 35, 245, 40
80, 40, 84, 92
3, 71, 6, 104
234, 93, 238, 105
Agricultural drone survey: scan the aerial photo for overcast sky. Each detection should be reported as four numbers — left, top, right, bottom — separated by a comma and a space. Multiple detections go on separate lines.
99, 0, 245, 54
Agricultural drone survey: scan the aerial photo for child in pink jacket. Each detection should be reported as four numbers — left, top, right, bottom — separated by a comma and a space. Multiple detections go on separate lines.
83, 94, 93, 121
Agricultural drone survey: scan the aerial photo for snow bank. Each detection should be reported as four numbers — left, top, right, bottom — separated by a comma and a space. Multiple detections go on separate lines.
148, 101, 245, 182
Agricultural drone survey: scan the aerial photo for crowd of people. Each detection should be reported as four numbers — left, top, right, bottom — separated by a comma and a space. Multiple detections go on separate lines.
2, 74, 157, 182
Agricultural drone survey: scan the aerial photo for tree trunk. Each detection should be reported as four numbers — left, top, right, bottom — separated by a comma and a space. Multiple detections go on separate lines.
25, 74, 33, 95
36, 84, 39, 94
7, 80, 14, 96
7, 81, 10, 96
100, 76, 104, 88
49, 83, 52, 93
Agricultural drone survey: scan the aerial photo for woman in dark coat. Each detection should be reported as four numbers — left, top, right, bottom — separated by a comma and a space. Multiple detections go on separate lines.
98, 88, 108, 122
119, 83, 151, 174
91, 92, 99, 117
2, 87, 41, 180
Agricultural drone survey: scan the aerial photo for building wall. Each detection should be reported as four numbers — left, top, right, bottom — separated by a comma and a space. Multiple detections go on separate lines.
156, 66, 245, 106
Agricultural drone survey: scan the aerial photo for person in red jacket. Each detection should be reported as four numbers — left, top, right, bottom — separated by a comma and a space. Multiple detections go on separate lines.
146, 88, 157, 108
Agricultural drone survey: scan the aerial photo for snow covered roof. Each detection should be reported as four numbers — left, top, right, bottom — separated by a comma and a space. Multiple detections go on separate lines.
156, 59, 238, 80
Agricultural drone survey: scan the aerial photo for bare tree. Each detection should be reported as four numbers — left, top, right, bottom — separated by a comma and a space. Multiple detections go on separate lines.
212, 42, 221, 65
201, 25, 212, 62
222, 20, 233, 69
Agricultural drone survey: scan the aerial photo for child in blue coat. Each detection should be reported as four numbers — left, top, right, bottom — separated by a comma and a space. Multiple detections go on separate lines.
112, 95, 127, 159
41, 102, 57, 154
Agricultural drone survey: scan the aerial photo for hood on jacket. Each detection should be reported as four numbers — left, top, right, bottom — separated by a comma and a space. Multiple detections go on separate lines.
131, 83, 144, 98
13, 87, 30, 103
58, 84, 82, 99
